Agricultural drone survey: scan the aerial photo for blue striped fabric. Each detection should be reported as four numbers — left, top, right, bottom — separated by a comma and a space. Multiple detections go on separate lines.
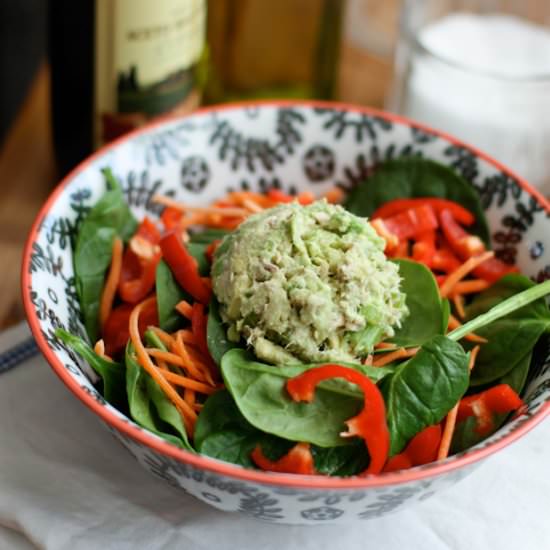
0, 338, 39, 374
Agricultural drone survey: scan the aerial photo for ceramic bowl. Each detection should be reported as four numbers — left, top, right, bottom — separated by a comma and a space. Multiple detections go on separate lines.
22, 101, 550, 524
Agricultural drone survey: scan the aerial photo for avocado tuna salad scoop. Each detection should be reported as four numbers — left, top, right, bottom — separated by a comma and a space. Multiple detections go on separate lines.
211, 200, 408, 365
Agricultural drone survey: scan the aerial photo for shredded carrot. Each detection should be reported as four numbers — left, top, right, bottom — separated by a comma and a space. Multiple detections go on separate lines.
153, 195, 249, 218
323, 187, 344, 204
450, 279, 491, 295
437, 346, 480, 460
159, 370, 217, 394
242, 197, 264, 213
184, 388, 196, 407
175, 300, 193, 319
439, 251, 494, 297
363, 354, 373, 366
99, 237, 123, 329
375, 342, 396, 350
192, 403, 204, 412
453, 293, 466, 320
93, 339, 114, 362
146, 348, 189, 368
150, 326, 174, 347
173, 331, 213, 384
447, 314, 488, 344
129, 298, 197, 433
372, 347, 419, 367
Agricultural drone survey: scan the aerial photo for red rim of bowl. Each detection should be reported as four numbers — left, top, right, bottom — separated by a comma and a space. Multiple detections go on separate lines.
21, 99, 550, 490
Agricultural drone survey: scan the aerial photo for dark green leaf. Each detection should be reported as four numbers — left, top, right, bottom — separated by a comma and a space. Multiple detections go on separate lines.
207, 299, 237, 365
187, 242, 210, 276
74, 168, 137, 342
221, 349, 364, 447
55, 328, 126, 409
311, 440, 370, 476
344, 157, 490, 244
382, 335, 470, 455
499, 351, 532, 395
156, 260, 188, 332
125, 344, 193, 451
390, 259, 445, 346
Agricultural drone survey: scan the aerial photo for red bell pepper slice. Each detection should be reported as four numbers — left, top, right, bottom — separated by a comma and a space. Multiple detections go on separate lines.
472, 257, 519, 283
161, 206, 184, 231
383, 424, 442, 473
251, 442, 317, 475
412, 231, 436, 266
191, 302, 210, 358
103, 299, 158, 357
373, 198, 475, 226
267, 189, 295, 204
431, 247, 462, 273
439, 209, 485, 259
118, 218, 162, 304
457, 384, 524, 436
286, 364, 390, 475
205, 240, 221, 263
381, 204, 438, 241
159, 231, 212, 305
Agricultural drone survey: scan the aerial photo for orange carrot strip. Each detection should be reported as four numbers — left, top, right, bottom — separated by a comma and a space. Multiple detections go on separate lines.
375, 342, 396, 350
173, 331, 211, 384
372, 347, 419, 367
242, 197, 264, 213
437, 346, 480, 460
451, 279, 491, 295
150, 327, 175, 347
175, 329, 195, 345
447, 315, 488, 344
453, 293, 466, 320
129, 298, 197, 432
160, 370, 217, 394
94, 339, 106, 356
175, 300, 193, 320
184, 389, 196, 407
192, 403, 204, 412
99, 237, 123, 329
323, 187, 344, 204
439, 251, 494, 297
146, 348, 188, 367
153, 195, 249, 217
363, 355, 373, 366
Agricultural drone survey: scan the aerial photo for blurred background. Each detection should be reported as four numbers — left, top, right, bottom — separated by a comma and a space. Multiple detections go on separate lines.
1, 0, 549, 329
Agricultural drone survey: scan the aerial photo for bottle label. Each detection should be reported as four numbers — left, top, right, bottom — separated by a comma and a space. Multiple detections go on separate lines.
95, 0, 206, 145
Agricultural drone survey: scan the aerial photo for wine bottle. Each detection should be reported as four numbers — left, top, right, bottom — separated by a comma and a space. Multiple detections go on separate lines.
48, 0, 207, 176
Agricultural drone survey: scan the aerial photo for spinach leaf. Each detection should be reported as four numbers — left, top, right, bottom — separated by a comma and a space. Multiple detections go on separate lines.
189, 228, 229, 245
221, 349, 364, 447
207, 298, 237, 365
390, 259, 445, 346
463, 275, 550, 387
311, 441, 370, 476
344, 157, 490, 244
55, 328, 126, 409
467, 319, 548, 386
125, 344, 193, 451
188, 242, 210, 276
156, 260, 188, 332
382, 335, 470, 455
74, 168, 137, 342
499, 350, 532, 395
196, 389, 369, 475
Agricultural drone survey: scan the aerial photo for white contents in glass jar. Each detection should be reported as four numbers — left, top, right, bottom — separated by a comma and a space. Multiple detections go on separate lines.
403, 13, 550, 195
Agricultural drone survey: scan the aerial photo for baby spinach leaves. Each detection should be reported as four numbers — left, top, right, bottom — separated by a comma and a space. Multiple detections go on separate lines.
207, 299, 237, 365
125, 344, 193, 451
382, 335, 470, 455
156, 260, 187, 332
73, 168, 137, 342
189, 228, 229, 245
55, 328, 126, 409
391, 259, 446, 347
344, 157, 490, 244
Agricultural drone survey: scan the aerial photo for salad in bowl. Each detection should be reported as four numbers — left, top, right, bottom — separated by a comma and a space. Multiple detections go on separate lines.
23, 102, 550, 523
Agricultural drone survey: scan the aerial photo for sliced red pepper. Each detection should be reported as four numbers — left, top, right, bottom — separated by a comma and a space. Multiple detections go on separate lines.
457, 384, 524, 436
267, 189, 295, 204
159, 231, 212, 305
103, 299, 158, 357
191, 302, 210, 358
373, 198, 475, 226
161, 206, 184, 231
381, 204, 438, 241
286, 364, 390, 475
412, 231, 436, 266
383, 424, 442, 473
431, 247, 462, 273
472, 257, 519, 283
251, 442, 317, 475
439, 209, 485, 259
118, 218, 162, 304
205, 240, 221, 263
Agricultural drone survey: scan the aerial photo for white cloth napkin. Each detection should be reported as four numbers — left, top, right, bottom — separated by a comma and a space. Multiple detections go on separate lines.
1, 323, 549, 550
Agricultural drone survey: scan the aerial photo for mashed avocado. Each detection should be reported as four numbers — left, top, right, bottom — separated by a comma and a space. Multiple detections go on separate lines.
212, 200, 408, 364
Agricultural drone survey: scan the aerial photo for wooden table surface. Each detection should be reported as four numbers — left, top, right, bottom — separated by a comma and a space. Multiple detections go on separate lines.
0, 63, 56, 330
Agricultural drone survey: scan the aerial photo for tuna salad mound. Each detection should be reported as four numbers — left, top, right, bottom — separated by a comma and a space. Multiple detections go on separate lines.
212, 200, 408, 364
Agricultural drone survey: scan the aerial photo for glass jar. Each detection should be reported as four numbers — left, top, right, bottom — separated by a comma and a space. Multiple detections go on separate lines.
387, 0, 550, 196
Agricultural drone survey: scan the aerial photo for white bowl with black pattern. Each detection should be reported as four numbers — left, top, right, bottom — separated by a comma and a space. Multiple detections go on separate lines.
22, 102, 550, 524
